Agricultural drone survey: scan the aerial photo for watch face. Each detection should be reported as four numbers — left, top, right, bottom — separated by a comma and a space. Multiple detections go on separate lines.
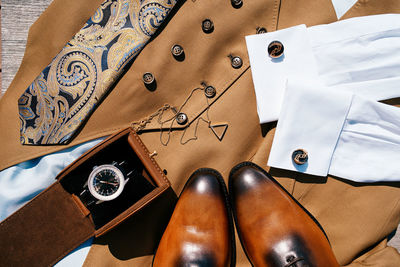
88, 164, 125, 201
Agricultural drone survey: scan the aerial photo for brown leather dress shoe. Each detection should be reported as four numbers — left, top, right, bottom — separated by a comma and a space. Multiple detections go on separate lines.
153, 168, 235, 267
229, 162, 339, 267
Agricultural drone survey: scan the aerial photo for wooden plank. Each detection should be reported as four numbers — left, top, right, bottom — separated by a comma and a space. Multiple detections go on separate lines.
1, 0, 52, 95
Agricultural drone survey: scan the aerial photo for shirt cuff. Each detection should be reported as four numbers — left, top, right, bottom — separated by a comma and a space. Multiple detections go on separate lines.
245, 25, 318, 123
268, 79, 400, 182
329, 95, 400, 182
267, 79, 352, 177
246, 14, 400, 124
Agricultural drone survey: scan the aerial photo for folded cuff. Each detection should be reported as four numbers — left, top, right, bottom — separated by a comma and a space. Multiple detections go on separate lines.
267, 79, 352, 177
268, 79, 400, 182
245, 25, 318, 123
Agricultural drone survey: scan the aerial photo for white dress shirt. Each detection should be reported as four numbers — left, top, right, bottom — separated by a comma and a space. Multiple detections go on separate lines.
246, 14, 400, 182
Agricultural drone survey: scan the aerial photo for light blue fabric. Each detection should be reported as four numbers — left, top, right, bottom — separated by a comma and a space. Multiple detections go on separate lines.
0, 138, 104, 266
55, 238, 94, 267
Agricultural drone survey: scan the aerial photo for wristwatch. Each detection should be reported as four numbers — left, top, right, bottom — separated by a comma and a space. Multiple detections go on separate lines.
80, 161, 134, 205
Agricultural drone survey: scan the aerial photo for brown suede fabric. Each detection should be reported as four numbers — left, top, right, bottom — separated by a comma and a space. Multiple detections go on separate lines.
0, 182, 95, 267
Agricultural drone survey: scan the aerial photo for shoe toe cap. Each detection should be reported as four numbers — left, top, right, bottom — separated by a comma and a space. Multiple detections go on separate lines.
185, 168, 225, 196
229, 163, 269, 196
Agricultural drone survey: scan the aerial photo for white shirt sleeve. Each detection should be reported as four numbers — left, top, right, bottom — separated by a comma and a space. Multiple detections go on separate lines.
246, 14, 400, 182
268, 80, 400, 182
246, 14, 400, 123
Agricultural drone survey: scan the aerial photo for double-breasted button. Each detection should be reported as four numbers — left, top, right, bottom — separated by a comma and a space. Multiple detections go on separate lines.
204, 86, 216, 98
202, 19, 214, 33
176, 113, 188, 125
171, 44, 184, 57
268, 41, 284, 59
292, 149, 308, 165
231, 56, 243, 69
143, 72, 155, 85
231, 0, 243, 8
256, 27, 267, 34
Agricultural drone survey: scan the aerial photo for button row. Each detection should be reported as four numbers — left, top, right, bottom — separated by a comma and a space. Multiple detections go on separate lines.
143, 0, 249, 125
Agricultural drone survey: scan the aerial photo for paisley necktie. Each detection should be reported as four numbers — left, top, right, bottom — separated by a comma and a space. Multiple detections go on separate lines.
18, 0, 177, 145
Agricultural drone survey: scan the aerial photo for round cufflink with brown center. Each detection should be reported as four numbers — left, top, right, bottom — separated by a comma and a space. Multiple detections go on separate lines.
292, 149, 308, 165
268, 40, 284, 59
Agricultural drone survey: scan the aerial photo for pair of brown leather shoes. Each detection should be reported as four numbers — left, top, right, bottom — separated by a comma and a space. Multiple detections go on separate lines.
153, 162, 339, 267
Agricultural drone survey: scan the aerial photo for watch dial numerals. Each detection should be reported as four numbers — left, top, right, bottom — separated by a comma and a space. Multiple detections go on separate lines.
87, 164, 126, 201
92, 169, 121, 196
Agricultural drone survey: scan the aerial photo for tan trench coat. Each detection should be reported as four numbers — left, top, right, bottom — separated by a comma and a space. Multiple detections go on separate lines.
0, 0, 399, 266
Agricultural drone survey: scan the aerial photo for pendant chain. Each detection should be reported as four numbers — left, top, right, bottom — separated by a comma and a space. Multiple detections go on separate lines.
131, 83, 226, 146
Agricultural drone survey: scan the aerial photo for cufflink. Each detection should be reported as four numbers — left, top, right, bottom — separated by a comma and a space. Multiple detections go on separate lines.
292, 149, 308, 165
268, 40, 284, 59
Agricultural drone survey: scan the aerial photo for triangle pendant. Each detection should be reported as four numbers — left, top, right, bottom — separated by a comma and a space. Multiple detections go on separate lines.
210, 123, 228, 141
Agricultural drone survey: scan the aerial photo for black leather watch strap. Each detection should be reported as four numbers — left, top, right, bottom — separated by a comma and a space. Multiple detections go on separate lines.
80, 188, 97, 206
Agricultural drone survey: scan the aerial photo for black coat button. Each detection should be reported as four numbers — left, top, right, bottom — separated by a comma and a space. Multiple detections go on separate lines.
204, 86, 216, 98
231, 0, 243, 8
176, 113, 188, 125
268, 41, 284, 59
256, 27, 267, 34
231, 56, 243, 69
171, 44, 184, 57
292, 149, 308, 165
143, 72, 155, 85
202, 19, 214, 33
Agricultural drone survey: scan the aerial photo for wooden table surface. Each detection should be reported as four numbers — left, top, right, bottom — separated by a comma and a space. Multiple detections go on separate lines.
1, 0, 399, 257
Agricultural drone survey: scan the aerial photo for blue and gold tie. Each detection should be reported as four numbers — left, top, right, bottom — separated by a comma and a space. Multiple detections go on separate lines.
18, 0, 176, 145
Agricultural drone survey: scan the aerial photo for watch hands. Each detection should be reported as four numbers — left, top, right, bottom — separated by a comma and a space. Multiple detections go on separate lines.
98, 180, 119, 186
